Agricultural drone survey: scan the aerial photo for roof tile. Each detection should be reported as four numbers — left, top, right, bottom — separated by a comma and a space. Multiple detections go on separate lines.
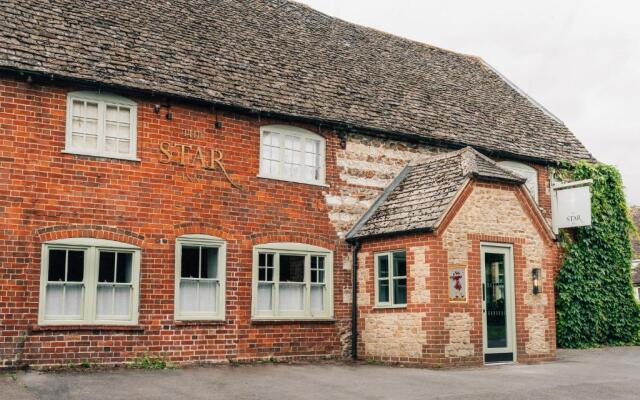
0, 0, 592, 162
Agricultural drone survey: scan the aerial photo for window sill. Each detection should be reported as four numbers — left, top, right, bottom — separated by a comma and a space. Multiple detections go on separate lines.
62, 150, 141, 162
256, 175, 329, 188
251, 317, 335, 323
31, 324, 144, 333
373, 304, 408, 310
174, 320, 227, 327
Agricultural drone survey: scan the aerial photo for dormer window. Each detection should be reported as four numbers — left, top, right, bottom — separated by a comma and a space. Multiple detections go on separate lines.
497, 161, 539, 202
65, 91, 138, 161
259, 125, 326, 186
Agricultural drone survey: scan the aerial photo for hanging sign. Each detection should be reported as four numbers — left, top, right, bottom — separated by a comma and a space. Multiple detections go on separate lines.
551, 179, 592, 233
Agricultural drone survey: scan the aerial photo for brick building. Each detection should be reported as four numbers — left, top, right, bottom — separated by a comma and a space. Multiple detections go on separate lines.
0, 0, 592, 368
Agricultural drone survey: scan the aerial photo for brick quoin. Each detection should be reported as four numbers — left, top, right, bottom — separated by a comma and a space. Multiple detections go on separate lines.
0, 75, 561, 369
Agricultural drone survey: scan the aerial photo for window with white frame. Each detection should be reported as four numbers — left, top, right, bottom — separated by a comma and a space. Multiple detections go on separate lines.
38, 238, 140, 325
65, 91, 138, 160
175, 235, 226, 320
375, 251, 407, 307
253, 243, 332, 319
497, 161, 539, 203
259, 125, 325, 185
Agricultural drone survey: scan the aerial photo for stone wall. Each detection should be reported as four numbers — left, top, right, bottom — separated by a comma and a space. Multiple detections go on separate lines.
326, 133, 444, 238
442, 182, 557, 362
363, 313, 427, 359
356, 181, 559, 367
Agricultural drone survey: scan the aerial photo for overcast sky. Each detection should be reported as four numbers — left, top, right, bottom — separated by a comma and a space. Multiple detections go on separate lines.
301, 0, 640, 205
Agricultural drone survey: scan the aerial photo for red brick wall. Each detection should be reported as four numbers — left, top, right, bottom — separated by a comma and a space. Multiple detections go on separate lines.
0, 75, 349, 368
356, 181, 559, 367
0, 74, 559, 369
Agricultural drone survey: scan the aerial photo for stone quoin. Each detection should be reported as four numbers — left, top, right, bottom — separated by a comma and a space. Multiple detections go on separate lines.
0, 0, 593, 369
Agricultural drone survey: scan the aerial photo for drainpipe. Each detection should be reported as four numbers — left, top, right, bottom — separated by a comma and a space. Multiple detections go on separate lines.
351, 240, 361, 360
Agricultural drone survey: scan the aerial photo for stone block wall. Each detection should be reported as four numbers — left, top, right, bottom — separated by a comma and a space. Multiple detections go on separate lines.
356, 181, 559, 367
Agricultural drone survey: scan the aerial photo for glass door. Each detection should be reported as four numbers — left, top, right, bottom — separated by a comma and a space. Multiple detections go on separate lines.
481, 244, 515, 363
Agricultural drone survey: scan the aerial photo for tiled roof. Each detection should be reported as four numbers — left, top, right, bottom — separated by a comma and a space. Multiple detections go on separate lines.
0, 0, 593, 163
347, 147, 525, 239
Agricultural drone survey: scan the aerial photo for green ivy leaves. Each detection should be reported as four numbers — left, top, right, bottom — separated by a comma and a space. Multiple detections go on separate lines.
555, 162, 640, 348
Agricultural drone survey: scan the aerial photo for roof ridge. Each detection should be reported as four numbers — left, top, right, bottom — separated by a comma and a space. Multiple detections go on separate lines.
290, 1, 480, 61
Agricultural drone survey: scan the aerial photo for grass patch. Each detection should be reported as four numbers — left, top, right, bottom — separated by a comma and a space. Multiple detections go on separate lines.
129, 354, 173, 370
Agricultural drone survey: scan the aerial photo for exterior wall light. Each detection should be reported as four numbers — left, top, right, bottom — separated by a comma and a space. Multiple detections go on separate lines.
532, 268, 541, 295
154, 103, 173, 120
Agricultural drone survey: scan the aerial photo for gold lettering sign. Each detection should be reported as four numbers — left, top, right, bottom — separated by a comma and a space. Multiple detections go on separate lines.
159, 141, 241, 189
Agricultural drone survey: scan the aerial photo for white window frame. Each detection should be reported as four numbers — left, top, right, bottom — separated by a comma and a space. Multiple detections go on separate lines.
64, 91, 138, 161
174, 234, 227, 321
38, 238, 141, 326
258, 125, 327, 186
251, 242, 333, 320
374, 250, 407, 308
497, 161, 539, 203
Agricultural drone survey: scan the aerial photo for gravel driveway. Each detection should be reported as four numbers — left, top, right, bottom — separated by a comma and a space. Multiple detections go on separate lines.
2, 347, 639, 400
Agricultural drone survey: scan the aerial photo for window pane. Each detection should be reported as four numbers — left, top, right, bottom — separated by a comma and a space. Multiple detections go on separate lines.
261, 131, 280, 176
105, 137, 117, 153
198, 281, 217, 312
72, 100, 83, 117
105, 121, 118, 138
45, 284, 64, 315
118, 139, 130, 154
311, 270, 317, 283
106, 105, 118, 121
96, 285, 112, 316
393, 252, 406, 277
279, 283, 304, 311
84, 134, 98, 150
257, 283, 273, 311
280, 255, 305, 282
378, 255, 389, 278
181, 246, 200, 278
66, 251, 84, 282
118, 124, 130, 139
113, 286, 131, 316
119, 107, 131, 123
99, 252, 116, 283
179, 280, 198, 313
393, 278, 407, 305
378, 280, 389, 303
201, 247, 218, 279
85, 102, 98, 119
48, 250, 66, 281
64, 284, 83, 315
72, 118, 83, 134
116, 253, 132, 283
85, 118, 98, 135
311, 285, 324, 313
259, 268, 266, 281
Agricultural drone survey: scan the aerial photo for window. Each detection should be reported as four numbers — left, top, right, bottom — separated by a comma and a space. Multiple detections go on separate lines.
65, 91, 138, 160
259, 125, 326, 185
497, 161, 539, 203
38, 238, 140, 325
252, 243, 332, 319
175, 235, 226, 320
375, 251, 407, 307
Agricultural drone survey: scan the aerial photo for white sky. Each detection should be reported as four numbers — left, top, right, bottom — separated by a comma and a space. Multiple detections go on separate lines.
301, 0, 640, 204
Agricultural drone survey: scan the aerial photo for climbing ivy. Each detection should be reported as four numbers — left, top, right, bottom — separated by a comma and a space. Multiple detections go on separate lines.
555, 161, 640, 348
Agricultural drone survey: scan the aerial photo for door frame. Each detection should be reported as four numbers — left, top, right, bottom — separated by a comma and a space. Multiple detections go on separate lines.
480, 242, 517, 363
